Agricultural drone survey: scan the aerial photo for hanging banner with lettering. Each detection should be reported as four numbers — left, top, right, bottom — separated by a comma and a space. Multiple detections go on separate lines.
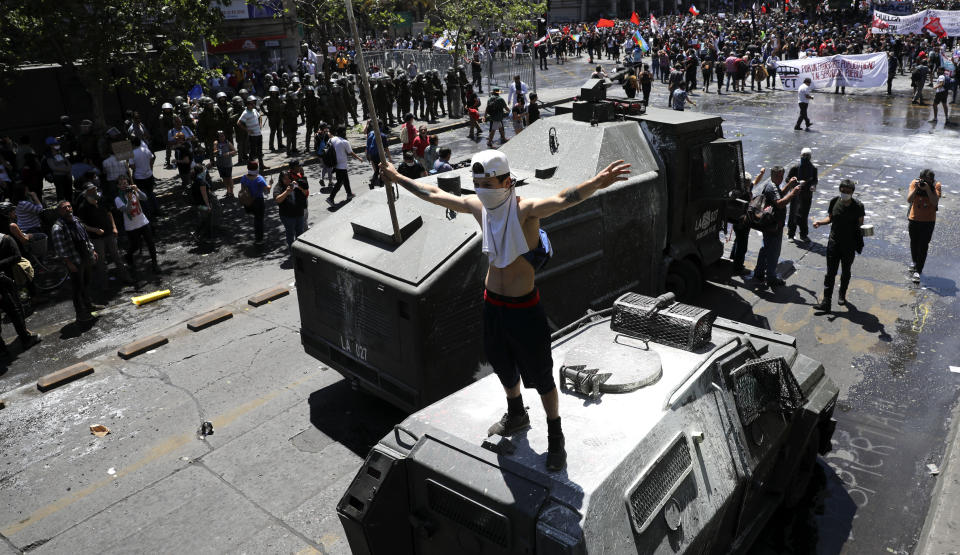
776, 53, 889, 89
871, 9, 960, 37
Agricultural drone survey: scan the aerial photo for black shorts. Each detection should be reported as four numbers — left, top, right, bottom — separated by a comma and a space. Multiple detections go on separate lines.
483, 289, 556, 395
935, 91, 948, 103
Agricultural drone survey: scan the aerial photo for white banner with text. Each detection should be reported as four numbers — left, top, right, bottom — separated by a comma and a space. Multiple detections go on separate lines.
776, 53, 889, 90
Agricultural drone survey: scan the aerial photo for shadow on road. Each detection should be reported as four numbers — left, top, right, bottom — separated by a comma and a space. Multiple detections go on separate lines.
307, 380, 408, 458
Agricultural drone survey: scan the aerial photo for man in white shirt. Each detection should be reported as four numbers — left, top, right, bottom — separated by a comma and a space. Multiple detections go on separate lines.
794, 77, 813, 131
101, 152, 128, 200
507, 75, 529, 107
236, 96, 265, 170
130, 137, 158, 216
326, 126, 362, 206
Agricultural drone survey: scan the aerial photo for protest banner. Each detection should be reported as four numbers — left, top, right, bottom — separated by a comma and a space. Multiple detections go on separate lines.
871, 9, 960, 37
776, 53, 888, 90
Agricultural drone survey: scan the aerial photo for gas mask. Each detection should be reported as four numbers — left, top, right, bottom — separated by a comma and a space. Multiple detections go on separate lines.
474, 185, 512, 210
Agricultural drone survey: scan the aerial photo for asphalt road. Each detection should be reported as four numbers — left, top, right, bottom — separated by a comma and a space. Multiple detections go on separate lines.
1, 54, 959, 554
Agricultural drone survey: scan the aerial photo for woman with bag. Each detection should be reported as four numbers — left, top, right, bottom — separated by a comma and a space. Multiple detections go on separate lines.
213, 130, 237, 198
238, 161, 270, 245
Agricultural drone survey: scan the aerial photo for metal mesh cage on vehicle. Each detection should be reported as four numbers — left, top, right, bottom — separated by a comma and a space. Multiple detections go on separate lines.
729, 357, 806, 427
610, 293, 715, 351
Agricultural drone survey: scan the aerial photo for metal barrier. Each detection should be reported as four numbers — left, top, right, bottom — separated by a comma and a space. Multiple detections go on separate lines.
362, 49, 456, 76
486, 53, 537, 93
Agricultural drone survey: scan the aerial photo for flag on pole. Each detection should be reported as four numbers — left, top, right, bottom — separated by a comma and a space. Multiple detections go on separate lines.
760, 3, 767, 13
187, 84, 203, 100
689, 4, 700, 16
597, 18, 616, 28
307, 48, 319, 66
650, 14, 659, 32
630, 11, 641, 25
633, 31, 650, 52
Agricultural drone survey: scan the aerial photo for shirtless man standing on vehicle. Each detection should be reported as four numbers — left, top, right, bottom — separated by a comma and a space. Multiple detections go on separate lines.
380, 150, 631, 472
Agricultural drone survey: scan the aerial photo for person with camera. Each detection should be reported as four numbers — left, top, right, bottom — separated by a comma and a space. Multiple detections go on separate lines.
114, 175, 160, 276
812, 179, 865, 313
752, 166, 800, 289
273, 165, 309, 254
907, 169, 941, 282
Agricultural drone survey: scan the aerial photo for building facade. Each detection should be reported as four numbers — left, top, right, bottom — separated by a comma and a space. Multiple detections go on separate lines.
208, 0, 301, 73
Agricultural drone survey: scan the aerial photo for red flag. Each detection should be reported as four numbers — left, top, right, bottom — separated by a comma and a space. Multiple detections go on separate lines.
630, 11, 641, 25
563, 25, 570, 34
689, 4, 700, 16
923, 15, 947, 39
597, 18, 615, 28
760, 4, 767, 13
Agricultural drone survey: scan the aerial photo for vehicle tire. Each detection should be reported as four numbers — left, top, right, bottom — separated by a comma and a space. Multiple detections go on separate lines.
784, 428, 820, 508
665, 259, 702, 300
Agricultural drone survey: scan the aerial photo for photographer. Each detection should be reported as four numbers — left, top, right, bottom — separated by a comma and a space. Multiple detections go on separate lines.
114, 175, 160, 276
907, 169, 941, 282
273, 168, 308, 254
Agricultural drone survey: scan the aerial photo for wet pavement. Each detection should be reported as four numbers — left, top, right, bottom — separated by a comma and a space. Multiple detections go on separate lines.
1, 54, 959, 554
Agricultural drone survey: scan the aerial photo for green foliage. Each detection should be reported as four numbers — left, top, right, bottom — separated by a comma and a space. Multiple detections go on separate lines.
295, 0, 403, 39
424, 0, 546, 55
0, 0, 224, 122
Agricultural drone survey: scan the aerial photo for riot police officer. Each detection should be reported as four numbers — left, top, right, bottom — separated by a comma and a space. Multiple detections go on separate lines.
343, 76, 360, 126
445, 67, 462, 118
430, 70, 446, 118
214, 92, 235, 144
395, 71, 412, 124
411, 74, 425, 120
329, 77, 348, 128
264, 86, 286, 151
303, 87, 320, 152
283, 91, 300, 155
196, 96, 217, 164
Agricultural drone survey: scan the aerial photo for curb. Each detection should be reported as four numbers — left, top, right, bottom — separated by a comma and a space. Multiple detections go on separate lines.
248, 286, 290, 307
117, 335, 169, 360
915, 396, 960, 555
187, 308, 234, 331
37, 363, 95, 392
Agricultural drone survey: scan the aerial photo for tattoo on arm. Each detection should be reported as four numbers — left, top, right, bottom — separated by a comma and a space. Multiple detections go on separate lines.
561, 187, 582, 204
399, 179, 431, 197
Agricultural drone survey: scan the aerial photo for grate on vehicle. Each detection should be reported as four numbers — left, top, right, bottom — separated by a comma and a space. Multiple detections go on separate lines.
626, 435, 693, 533
729, 357, 805, 427
611, 293, 715, 351
427, 479, 510, 547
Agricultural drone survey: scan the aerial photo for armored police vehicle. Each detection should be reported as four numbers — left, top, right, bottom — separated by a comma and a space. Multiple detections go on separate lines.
293, 80, 745, 411
337, 292, 839, 554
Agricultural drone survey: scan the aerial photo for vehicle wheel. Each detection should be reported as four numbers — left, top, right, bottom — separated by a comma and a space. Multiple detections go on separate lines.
665, 259, 702, 300
784, 428, 819, 508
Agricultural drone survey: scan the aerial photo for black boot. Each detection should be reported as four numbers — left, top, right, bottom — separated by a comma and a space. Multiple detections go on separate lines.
838, 278, 850, 306
813, 288, 833, 313
546, 417, 566, 472
487, 395, 530, 437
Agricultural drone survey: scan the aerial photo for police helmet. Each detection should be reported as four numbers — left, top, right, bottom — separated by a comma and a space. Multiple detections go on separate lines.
232, 95, 243, 104
292, 76, 300, 83
161, 102, 174, 110
216, 91, 228, 100
0, 201, 15, 215
238, 88, 249, 97
246, 95, 258, 103
174, 95, 184, 104
269, 85, 280, 93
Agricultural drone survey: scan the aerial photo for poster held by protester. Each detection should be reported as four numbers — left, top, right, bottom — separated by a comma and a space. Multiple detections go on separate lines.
776, 53, 889, 90
871, 9, 960, 37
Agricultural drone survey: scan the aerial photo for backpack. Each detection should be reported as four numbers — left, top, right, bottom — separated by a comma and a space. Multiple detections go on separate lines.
322, 140, 338, 167
486, 96, 507, 120
399, 123, 410, 144
746, 190, 777, 231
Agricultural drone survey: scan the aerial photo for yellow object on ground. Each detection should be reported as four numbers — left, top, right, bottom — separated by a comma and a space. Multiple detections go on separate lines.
132, 290, 171, 306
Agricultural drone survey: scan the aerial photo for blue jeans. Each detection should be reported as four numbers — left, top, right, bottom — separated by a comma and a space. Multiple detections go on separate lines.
754, 226, 783, 282
279, 213, 306, 250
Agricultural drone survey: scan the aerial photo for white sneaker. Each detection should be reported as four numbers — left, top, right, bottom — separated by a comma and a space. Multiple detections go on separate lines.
912, 272, 920, 282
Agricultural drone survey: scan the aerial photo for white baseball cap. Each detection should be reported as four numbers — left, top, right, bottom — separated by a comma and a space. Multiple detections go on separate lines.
471, 150, 510, 179
801, 147, 812, 156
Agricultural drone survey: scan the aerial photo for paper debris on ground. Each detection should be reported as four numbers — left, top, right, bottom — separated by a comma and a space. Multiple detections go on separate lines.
89, 425, 110, 438
927, 463, 940, 475
949, 366, 960, 373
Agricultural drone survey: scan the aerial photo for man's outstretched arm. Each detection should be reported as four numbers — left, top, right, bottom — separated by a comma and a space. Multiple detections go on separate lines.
380, 161, 477, 214
526, 160, 631, 218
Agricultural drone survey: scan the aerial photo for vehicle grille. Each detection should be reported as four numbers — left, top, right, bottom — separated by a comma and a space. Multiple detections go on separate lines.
730, 357, 806, 427
430, 284, 483, 354
627, 436, 692, 533
611, 293, 715, 351
427, 479, 509, 547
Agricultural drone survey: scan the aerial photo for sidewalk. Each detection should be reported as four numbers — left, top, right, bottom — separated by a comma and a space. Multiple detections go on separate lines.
916, 396, 960, 555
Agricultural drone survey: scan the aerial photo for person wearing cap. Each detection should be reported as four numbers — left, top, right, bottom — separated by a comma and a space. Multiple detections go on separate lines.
812, 179, 865, 313
786, 147, 818, 242
42, 136, 73, 201
379, 150, 632, 472
483, 88, 509, 148
239, 161, 270, 244
237, 96, 265, 171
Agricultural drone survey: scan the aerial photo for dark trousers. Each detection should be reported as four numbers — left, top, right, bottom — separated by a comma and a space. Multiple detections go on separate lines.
268, 118, 283, 149
754, 226, 783, 283
642, 84, 651, 105
539, 55, 548, 70
279, 213, 306, 250
795, 102, 811, 129
67, 261, 95, 319
731, 224, 750, 268
134, 176, 159, 217
248, 134, 264, 169
0, 281, 30, 340
251, 197, 265, 241
788, 193, 812, 238
125, 225, 158, 269
913, 84, 924, 103
472, 72, 482, 92
53, 174, 73, 202
330, 169, 352, 201
824, 248, 855, 300
908, 219, 935, 273
887, 76, 895, 95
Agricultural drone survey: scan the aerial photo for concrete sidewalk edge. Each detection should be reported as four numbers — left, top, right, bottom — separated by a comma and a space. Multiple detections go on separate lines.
916, 394, 960, 555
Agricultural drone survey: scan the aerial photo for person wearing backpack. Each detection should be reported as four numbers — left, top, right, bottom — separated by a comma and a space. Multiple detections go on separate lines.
752, 166, 800, 289
729, 168, 765, 276
484, 87, 508, 148
399, 113, 416, 152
